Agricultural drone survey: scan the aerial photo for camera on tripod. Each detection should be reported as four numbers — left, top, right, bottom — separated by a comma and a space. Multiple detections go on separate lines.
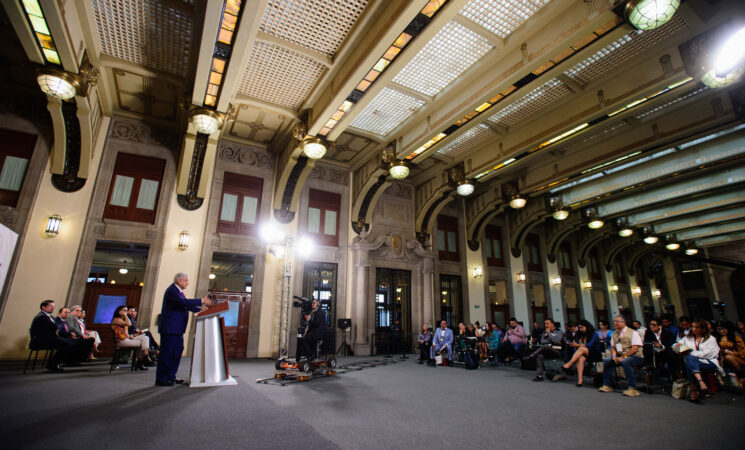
292, 295, 313, 314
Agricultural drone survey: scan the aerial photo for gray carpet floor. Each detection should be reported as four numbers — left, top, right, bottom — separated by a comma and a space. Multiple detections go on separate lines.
1, 356, 744, 449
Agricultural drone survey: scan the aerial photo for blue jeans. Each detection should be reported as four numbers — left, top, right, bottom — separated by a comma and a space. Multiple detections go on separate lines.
684, 355, 718, 382
602, 355, 644, 388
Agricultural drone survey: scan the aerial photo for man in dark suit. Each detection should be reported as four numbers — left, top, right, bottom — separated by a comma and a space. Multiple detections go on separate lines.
55, 307, 93, 362
296, 300, 326, 361
155, 273, 210, 386
643, 318, 679, 377
29, 300, 74, 372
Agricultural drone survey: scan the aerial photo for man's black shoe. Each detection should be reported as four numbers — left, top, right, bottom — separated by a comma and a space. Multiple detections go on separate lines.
172, 378, 185, 384
532, 375, 544, 382
47, 365, 64, 373
155, 380, 174, 386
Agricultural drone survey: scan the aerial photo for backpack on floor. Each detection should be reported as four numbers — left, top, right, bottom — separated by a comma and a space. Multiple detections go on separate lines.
465, 350, 479, 370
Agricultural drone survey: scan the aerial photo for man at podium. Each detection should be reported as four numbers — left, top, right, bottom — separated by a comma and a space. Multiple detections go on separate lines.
155, 273, 211, 387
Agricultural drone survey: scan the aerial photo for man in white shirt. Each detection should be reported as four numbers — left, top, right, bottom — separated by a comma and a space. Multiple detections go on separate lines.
598, 316, 645, 397
429, 320, 453, 365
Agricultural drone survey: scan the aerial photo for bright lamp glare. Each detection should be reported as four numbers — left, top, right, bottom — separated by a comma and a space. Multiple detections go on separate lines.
713, 27, 745, 76
302, 138, 327, 159
296, 237, 315, 258
389, 163, 409, 179
644, 236, 659, 244
665, 242, 680, 250
119, 268, 128, 275
588, 219, 604, 229
552, 209, 569, 220
456, 182, 474, 196
509, 196, 526, 209
260, 224, 284, 243
618, 228, 634, 237
685, 248, 698, 255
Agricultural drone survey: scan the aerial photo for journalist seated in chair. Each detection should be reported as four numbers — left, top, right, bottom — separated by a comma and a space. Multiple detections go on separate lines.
417, 323, 432, 364
530, 319, 565, 382
675, 316, 692, 343
429, 320, 453, 365
56, 307, 93, 364
127, 306, 159, 352
675, 319, 724, 403
454, 323, 470, 359
598, 316, 645, 397
643, 318, 678, 378
595, 320, 612, 347
111, 305, 154, 370
485, 324, 500, 355
716, 320, 745, 371
499, 318, 527, 363
296, 299, 326, 361
562, 319, 601, 387
67, 305, 100, 360
30, 300, 75, 372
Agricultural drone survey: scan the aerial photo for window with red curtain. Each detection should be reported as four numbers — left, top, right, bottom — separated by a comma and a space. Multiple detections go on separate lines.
484, 225, 504, 267
103, 153, 166, 224
558, 242, 574, 276
0, 128, 36, 207
524, 233, 542, 272
217, 172, 263, 235
437, 215, 459, 261
307, 189, 341, 247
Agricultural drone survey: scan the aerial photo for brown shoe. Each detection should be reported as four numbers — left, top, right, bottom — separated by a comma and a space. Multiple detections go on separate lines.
598, 385, 614, 393
622, 387, 640, 397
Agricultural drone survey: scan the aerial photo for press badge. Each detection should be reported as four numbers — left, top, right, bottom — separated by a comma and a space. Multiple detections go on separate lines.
616, 343, 623, 352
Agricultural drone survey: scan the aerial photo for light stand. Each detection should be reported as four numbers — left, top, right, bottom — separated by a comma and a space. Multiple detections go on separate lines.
277, 236, 294, 359
336, 328, 350, 356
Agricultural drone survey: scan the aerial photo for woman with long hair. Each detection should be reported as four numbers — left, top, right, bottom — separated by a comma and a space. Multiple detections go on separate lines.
111, 305, 154, 370
677, 318, 723, 403
716, 320, 745, 370
561, 319, 601, 387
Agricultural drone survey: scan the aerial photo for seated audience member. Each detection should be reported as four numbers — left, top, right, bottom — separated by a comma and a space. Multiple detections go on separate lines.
56, 307, 92, 363
475, 321, 488, 360
598, 316, 644, 397
676, 319, 724, 403
30, 300, 75, 372
417, 323, 432, 364
707, 320, 717, 337
530, 321, 544, 345
429, 320, 453, 365
492, 322, 504, 341
454, 323, 469, 355
661, 315, 678, 338
716, 320, 745, 370
485, 324, 500, 356
127, 306, 160, 351
562, 320, 601, 386
499, 318, 527, 362
530, 319, 565, 382
596, 320, 612, 348
643, 318, 678, 377
632, 320, 646, 340
111, 305, 154, 370
67, 305, 100, 360
563, 322, 578, 361
676, 316, 692, 342
737, 320, 745, 339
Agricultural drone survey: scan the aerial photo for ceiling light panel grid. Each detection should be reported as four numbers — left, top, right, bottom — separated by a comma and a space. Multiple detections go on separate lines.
487, 78, 571, 127
350, 87, 426, 136
239, 42, 326, 110
260, 0, 368, 57
634, 86, 708, 120
552, 119, 629, 153
392, 21, 493, 97
563, 15, 687, 85
437, 124, 497, 158
459, 0, 551, 39
91, 0, 192, 77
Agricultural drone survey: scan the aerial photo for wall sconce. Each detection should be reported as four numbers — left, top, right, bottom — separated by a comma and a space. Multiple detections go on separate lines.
582, 280, 593, 290
632, 286, 642, 295
178, 231, 190, 250
209, 273, 216, 280
551, 275, 562, 287
653, 288, 662, 298
610, 284, 619, 292
45, 214, 62, 238
516, 271, 527, 283
472, 266, 483, 279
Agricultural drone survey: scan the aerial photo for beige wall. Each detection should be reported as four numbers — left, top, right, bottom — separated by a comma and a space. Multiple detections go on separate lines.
0, 116, 110, 359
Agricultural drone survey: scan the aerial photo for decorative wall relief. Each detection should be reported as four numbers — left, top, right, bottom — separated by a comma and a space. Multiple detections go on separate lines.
308, 164, 349, 186
108, 117, 181, 152
218, 143, 274, 169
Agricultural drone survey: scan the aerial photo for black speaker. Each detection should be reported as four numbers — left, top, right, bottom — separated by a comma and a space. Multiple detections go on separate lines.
338, 318, 351, 329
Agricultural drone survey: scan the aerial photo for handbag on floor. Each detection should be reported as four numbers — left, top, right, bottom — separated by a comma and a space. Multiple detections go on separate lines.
671, 379, 689, 399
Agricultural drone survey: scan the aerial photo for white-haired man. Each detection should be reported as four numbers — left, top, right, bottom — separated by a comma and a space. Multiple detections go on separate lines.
598, 315, 644, 397
155, 273, 211, 386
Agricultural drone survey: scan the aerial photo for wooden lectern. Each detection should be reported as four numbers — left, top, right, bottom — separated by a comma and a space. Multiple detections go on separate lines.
189, 301, 237, 387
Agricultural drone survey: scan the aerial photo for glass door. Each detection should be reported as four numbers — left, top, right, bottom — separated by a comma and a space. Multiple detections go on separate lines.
375, 268, 411, 355
488, 279, 508, 328
440, 274, 463, 327
302, 262, 338, 354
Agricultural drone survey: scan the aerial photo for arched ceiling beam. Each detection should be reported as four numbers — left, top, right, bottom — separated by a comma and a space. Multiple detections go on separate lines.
545, 215, 584, 262
604, 239, 638, 272
415, 189, 455, 245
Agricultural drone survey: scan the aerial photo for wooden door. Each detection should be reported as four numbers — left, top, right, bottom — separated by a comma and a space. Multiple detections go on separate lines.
81, 282, 142, 356
490, 304, 509, 328
209, 290, 251, 358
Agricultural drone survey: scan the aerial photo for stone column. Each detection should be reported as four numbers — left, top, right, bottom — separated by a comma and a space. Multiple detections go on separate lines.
603, 267, 620, 319
351, 239, 371, 355
422, 256, 434, 326
545, 258, 566, 327
508, 251, 530, 325
576, 265, 596, 325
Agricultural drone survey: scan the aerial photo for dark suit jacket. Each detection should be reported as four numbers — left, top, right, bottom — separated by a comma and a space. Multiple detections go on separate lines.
128, 316, 138, 335
30, 312, 59, 348
55, 317, 75, 339
644, 328, 676, 349
159, 283, 202, 335
307, 308, 326, 340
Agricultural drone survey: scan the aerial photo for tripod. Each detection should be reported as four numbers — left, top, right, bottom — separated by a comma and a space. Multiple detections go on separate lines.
336, 327, 351, 356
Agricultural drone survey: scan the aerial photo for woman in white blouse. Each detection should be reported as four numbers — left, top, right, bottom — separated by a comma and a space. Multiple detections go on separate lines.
676, 319, 723, 403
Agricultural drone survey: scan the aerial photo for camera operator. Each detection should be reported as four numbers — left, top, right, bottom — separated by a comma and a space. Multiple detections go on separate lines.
296, 299, 326, 361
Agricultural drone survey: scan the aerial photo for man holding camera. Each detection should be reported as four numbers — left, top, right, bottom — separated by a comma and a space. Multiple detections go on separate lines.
296, 299, 326, 361
155, 273, 211, 387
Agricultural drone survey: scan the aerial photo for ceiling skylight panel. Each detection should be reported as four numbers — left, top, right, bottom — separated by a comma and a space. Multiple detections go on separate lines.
437, 124, 497, 158
391, 21, 493, 97
350, 88, 425, 136
460, 0, 551, 39
487, 78, 570, 127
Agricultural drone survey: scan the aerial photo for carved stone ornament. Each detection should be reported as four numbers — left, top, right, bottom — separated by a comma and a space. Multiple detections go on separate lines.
384, 182, 412, 199
308, 164, 349, 186
108, 118, 180, 152
364, 232, 433, 263
218, 143, 274, 169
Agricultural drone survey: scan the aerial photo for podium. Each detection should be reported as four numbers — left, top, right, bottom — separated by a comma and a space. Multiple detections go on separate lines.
189, 302, 237, 387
